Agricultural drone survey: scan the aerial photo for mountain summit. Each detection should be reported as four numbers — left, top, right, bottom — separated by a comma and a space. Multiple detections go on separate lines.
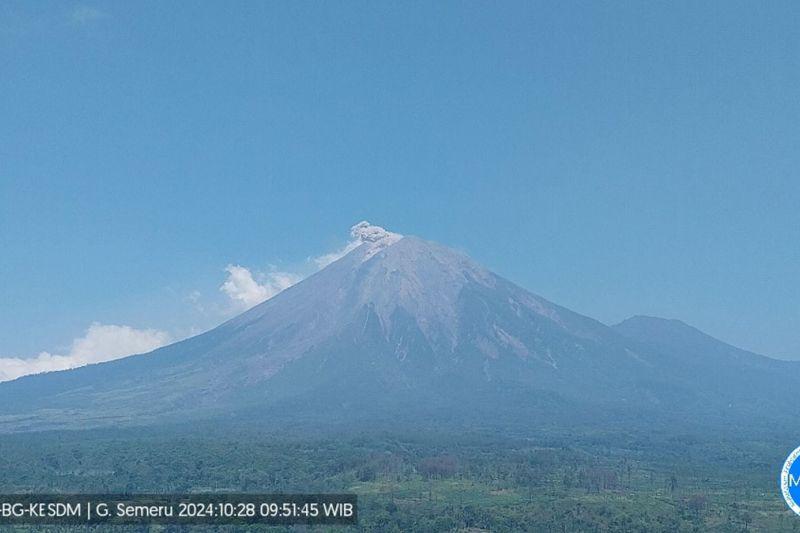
0, 224, 795, 432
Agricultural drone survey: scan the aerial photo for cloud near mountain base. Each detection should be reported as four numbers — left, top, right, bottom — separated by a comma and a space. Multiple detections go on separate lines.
0, 323, 171, 382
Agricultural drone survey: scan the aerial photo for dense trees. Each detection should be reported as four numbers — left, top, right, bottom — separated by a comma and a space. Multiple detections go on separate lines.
0, 426, 790, 532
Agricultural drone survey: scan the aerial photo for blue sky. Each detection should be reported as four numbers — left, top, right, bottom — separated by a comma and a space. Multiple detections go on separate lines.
1, 1, 798, 370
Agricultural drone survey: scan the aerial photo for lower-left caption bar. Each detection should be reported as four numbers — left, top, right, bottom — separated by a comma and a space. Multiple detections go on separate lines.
0, 494, 357, 525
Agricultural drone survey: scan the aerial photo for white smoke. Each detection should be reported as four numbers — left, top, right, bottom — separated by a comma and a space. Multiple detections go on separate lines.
224, 221, 402, 307
0, 323, 172, 382
314, 221, 402, 268
349, 221, 402, 244
313, 240, 362, 269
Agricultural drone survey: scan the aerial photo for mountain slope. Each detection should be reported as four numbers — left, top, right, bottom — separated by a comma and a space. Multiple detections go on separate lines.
612, 315, 795, 413
0, 224, 795, 432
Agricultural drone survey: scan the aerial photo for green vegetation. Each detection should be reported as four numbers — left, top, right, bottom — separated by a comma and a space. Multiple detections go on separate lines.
0, 425, 795, 532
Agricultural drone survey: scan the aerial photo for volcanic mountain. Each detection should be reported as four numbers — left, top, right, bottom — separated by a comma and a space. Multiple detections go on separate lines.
0, 223, 794, 432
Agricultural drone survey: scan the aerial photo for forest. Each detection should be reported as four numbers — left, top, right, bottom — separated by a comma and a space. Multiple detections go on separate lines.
0, 421, 794, 532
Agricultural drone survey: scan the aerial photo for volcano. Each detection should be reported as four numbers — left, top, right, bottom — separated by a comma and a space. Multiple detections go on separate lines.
0, 223, 794, 432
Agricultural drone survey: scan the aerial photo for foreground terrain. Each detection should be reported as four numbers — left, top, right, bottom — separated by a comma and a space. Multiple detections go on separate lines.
0, 423, 796, 532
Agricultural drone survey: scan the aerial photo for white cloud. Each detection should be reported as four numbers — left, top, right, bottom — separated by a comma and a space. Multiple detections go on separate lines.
186, 289, 205, 313
70, 5, 107, 25
68, 323, 170, 362
220, 265, 301, 310
0, 323, 171, 383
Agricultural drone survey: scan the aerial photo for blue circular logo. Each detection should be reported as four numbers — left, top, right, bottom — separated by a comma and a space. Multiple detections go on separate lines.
781, 446, 800, 515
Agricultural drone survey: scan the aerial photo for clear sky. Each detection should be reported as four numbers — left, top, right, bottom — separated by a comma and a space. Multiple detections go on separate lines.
1, 1, 798, 368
